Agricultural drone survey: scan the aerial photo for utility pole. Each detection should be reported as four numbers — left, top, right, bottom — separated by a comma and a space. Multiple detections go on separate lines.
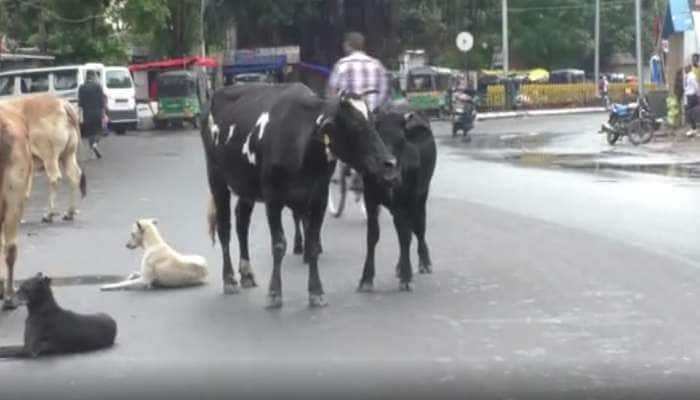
502, 0, 509, 78
635, 0, 643, 98
200, 0, 206, 57
594, 0, 600, 96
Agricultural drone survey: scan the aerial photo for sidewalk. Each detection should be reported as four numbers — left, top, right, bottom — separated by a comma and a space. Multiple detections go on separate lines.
478, 106, 607, 121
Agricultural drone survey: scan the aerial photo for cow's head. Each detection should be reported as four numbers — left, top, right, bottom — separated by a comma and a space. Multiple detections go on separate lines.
376, 109, 431, 150
320, 93, 399, 185
374, 109, 432, 185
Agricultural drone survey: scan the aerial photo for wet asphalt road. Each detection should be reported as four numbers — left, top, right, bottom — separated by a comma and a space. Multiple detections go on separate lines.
2, 114, 700, 399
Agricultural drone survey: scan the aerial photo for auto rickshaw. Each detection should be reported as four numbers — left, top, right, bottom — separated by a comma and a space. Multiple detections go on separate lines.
405, 66, 451, 117
386, 71, 405, 102
153, 70, 208, 129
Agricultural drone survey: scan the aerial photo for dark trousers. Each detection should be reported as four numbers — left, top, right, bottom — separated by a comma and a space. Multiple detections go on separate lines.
686, 94, 699, 129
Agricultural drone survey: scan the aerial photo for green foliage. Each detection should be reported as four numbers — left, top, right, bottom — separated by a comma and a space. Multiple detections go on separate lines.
0, 0, 666, 71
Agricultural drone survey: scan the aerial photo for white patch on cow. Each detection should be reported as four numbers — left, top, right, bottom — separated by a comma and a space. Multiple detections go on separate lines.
208, 113, 220, 145
315, 113, 325, 125
242, 135, 256, 164
240, 112, 271, 165
225, 124, 236, 144
255, 112, 270, 140
348, 98, 369, 119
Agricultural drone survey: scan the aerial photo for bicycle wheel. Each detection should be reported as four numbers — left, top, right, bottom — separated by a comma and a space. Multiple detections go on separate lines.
327, 161, 348, 218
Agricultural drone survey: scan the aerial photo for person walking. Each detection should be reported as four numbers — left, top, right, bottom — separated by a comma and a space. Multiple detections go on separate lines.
598, 75, 609, 109
684, 64, 699, 137
327, 31, 388, 113
78, 70, 105, 158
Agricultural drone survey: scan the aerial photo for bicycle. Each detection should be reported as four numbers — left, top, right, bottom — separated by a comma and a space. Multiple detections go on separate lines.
327, 160, 366, 219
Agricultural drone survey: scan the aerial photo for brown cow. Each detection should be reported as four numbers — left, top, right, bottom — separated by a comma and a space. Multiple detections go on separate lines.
0, 95, 86, 223
0, 107, 33, 309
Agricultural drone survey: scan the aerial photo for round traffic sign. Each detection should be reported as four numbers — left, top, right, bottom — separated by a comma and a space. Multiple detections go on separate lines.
456, 32, 474, 52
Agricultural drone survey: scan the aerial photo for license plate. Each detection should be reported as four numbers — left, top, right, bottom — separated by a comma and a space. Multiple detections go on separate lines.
116, 99, 128, 103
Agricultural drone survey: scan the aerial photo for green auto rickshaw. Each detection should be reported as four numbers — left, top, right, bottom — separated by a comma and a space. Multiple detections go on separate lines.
153, 70, 208, 129
405, 66, 451, 117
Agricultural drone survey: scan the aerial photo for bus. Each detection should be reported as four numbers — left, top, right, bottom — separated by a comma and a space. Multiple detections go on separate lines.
0, 63, 138, 134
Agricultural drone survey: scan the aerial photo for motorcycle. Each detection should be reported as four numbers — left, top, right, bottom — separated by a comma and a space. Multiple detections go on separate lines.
451, 91, 477, 139
600, 97, 661, 145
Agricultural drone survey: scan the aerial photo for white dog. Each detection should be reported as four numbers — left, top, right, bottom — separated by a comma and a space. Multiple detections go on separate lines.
100, 219, 207, 291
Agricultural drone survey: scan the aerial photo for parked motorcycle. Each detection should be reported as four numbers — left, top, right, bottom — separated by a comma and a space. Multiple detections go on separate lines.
451, 91, 477, 139
600, 97, 660, 145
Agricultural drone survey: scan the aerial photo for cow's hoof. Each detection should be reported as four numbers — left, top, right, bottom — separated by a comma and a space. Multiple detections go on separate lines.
41, 214, 55, 224
62, 211, 77, 221
240, 274, 257, 289
398, 281, 414, 292
2, 297, 19, 310
309, 294, 328, 308
265, 294, 283, 309
223, 282, 240, 295
419, 263, 432, 274
357, 281, 374, 292
293, 244, 303, 255
126, 271, 141, 280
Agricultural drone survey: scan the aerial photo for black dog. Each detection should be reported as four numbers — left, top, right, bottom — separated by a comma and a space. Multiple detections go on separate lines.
0, 273, 117, 358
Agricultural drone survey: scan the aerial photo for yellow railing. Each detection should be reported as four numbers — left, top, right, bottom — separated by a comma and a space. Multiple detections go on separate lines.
484, 83, 656, 110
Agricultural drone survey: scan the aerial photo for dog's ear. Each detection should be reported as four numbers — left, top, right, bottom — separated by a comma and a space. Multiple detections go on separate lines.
136, 221, 143, 232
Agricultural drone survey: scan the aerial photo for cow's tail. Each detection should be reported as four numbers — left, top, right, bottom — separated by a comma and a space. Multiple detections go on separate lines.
0, 345, 28, 358
64, 100, 87, 198
207, 194, 217, 246
80, 172, 87, 198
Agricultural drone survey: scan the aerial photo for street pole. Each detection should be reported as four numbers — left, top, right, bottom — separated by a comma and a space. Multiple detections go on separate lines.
502, 0, 509, 78
594, 0, 600, 97
635, 0, 643, 98
200, 0, 206, 57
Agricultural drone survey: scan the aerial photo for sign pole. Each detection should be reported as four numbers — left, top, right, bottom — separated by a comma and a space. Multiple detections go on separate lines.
594, 0, 600, 97
636, 0, 643, 98
502, 0, 509, 78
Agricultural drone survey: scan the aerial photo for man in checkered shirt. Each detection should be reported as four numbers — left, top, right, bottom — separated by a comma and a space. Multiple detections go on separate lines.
327, 32, 388, 113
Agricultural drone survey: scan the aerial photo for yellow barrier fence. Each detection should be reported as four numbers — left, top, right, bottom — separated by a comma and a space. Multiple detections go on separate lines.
484, 83, 656, 110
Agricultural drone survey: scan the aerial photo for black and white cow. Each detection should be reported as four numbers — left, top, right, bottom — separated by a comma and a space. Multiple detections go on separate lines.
358, 104, 437, 292
202, 83, 398, 308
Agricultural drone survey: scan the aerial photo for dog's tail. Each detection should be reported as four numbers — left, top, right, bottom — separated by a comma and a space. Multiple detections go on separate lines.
207, 194, 217, 246
0, 345, 28, 358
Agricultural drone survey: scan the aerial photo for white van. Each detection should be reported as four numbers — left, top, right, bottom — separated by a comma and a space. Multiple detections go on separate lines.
0, 63, 138, 134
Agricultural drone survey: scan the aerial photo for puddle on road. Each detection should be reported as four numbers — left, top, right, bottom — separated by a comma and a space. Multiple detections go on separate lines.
442, 131, 700, 181
14, 275, 125, 287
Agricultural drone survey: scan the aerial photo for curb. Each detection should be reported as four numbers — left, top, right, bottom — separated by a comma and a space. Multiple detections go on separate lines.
478, 107, 607, 121
555, 159, 700, 177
